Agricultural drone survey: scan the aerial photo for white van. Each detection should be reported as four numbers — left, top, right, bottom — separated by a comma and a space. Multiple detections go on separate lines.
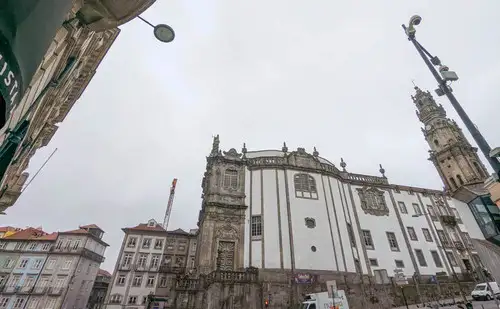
471, 282, 500, 301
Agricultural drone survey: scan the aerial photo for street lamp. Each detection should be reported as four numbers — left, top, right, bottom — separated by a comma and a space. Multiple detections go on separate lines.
402, 16, 500, 175
412, 213, 469, 304
137, 16, 175, 43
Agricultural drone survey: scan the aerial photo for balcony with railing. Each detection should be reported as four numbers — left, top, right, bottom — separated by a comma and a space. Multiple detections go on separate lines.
176, 278, 201, 291
48, 286, 65, 296
31, 286, 48, 295
159, 265, 185, 274
205, 267, 259, 286
440, 215, 457, 226
440, 239, 454, 249
134, 264, 148, 272
118, 263, 132, 271
2, 285, 21, 294
454, 241, 465, 251
17, 285, 34, 294
50, 246, 105, 263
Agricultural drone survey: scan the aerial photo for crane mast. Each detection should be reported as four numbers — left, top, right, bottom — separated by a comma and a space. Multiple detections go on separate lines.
163, 178, 178, 230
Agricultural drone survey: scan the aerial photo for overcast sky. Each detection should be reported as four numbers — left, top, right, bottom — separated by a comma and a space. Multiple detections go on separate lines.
2, 0, 500, 272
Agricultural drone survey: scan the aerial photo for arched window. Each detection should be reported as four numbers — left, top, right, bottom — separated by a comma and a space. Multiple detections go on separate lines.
456, 174, 464, 186
223, 169, 238, 189
473, 162, 485, 179
449, 177, 458, 189
294, 173, 318, 199
433, 139, 439, 147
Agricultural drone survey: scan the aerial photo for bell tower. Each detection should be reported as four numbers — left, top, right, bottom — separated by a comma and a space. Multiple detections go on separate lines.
412, 86, 488, 192
195, 135, 247, 274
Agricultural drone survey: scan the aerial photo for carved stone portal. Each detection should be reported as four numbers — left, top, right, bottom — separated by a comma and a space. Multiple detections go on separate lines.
217, 241, 235, 271
216, 224, 239, 240
356, 187, 389, 216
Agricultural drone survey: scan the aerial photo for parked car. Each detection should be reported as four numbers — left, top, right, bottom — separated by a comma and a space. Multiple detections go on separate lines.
471, 282, 500, 301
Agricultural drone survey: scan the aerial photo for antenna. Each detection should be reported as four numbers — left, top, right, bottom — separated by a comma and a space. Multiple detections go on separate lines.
163, 178, 178, 230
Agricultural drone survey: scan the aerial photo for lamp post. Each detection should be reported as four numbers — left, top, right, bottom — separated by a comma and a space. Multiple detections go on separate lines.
412, 213, 468, 304
137, 15, 175, 43
402, 15, 500, 175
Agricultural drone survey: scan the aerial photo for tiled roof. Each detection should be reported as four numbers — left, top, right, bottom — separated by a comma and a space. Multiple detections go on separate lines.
98, 269, 112, 277
122, 223, 167, 233
80, 224, 103, 231
60, 228, 109, 246
168, 228, 189, 235
61, 228, 91, 234
2, 227, 49, 240
37, 232, 58, 240
0, 226, 20, 233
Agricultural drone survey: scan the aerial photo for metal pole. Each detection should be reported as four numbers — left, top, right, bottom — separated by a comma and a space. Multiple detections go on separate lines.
402, 24, 500, 174
137, 16, 155, 28
401, 286, 409, 309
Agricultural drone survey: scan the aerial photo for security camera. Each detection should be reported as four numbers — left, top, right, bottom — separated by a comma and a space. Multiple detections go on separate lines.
490, 147, 500, 158
409, 15, 422, 26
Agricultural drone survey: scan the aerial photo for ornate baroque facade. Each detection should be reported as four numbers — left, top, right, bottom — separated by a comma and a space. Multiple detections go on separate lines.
412, 86, 488, 192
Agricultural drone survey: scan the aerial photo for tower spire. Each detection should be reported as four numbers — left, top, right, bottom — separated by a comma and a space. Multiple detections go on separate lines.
412, 87, 488, 192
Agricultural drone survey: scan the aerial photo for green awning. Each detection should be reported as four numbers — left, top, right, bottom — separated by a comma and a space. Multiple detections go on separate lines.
0, 0, 73, 129
0, 120, 29, 181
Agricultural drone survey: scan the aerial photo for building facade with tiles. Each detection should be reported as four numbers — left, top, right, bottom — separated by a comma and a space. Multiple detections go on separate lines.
104, 221, 197, 308
0, 224, 107, 309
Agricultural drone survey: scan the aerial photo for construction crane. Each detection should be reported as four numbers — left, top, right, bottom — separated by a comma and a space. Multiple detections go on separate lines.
163, 178, 178, 230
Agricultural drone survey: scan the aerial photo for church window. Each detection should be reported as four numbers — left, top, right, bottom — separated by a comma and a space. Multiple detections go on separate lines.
386, 232, 400, 251
412, 203, 422, 215
361, 230, 374, 250
294, 173, 318, 199
407, 227, 418, 241
456, 174, 464, 185
304, 218, 316, 229
473, 162, 485, 178
398, 202, 408, 214
311, 246, 317, 252
223, 169, 238, 189
449, 177, 457, 189
251, 215, 262, 238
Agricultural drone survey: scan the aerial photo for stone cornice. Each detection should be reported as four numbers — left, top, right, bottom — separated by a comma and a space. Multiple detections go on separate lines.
211, 148, 447, 197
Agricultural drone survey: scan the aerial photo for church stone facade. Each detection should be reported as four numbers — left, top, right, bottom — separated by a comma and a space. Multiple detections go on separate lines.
105, 87, 500, 309
413, 86, 488, 192
196, 139, 247, 275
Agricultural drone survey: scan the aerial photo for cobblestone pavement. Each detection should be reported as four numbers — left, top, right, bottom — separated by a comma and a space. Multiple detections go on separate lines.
394, 299, 500, 309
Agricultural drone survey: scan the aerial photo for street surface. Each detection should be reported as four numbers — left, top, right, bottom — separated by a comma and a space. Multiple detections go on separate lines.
393, 300, 500, 309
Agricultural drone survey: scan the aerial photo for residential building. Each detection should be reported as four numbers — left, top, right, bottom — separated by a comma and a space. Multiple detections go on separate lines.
0, 0, 157, 214
87, 269, 111, 309
0, 224, 107, 309
104, 221, 197, 308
